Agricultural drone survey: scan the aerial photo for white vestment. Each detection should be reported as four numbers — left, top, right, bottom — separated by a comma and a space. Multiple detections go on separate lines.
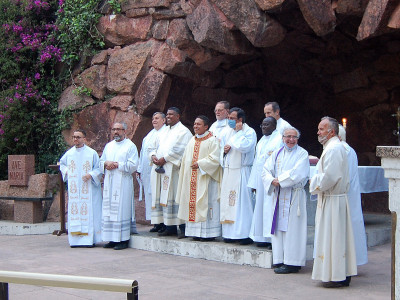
210, 119, 229, 141
220, 124, 257, 239
276, 117, 291, 135
60, 145, 102, 246
148, 121, 192, 226
99, 138, 138, 242
262, 145, 309, 266
310, 136, 357, 282
137, 125, 167, 220
342, 141, 368, 266
247, 130, 282, 243
176, 131, 222, 238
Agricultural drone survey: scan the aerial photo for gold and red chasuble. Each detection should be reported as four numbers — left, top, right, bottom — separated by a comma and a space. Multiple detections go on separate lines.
188, 132, 213, 222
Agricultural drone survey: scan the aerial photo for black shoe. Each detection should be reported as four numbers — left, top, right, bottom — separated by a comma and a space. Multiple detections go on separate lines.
257, 242, 272, 249
158, 224, 167, 233
323, 277, 351, 288
274, 264, 300, 274
223, 238, 237, 243
150, 224, 163, 232
103, 241, 117, 248
239, 238, 254, 245
114, 240, 129, 250
158, 229, 177, 237
200, 237, 215, 242
192, 237, 201, 241
272, 263, 283, 269
177, 231, 187, 239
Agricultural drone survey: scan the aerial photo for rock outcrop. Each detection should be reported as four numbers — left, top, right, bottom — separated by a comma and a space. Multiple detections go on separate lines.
59, 0, 400, 167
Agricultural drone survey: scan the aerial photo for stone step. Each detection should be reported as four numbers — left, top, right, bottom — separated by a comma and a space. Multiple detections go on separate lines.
130, 213, 391, 268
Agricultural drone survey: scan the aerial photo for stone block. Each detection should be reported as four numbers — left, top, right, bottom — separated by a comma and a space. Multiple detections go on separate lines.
8, 155, 35, 186
14, 201, 43, 223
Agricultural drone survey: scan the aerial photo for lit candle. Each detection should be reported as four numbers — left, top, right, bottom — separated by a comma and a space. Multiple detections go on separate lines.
342, 118, 347, 130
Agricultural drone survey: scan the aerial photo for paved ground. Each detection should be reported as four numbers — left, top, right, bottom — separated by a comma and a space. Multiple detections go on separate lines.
0, 224, 390, 300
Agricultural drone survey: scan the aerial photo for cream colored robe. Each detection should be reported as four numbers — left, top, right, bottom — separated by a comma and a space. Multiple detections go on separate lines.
310, 136, 357, 282
176, 131, 222, 222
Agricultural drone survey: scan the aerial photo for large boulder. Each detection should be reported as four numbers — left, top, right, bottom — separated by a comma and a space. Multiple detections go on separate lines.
78, 65, 107, 100
211, 0, 286, 47
107, 41, 155, 94
297, 0, 336, 36
186, 0, 253, 55
58, 85, 95, 111
97, 15, 153, 46
134, 68, 172, 115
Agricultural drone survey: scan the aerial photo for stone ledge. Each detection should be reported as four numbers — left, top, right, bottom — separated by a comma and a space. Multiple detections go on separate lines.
377, 146, 400, 158
0, 221, 60, 235
129, 232, 273, 268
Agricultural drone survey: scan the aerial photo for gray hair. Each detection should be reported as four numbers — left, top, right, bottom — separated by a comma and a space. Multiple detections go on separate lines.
321, 116, 339, 135
114, 122, 127, 130
283, 126, 301, 139
216, 101, 230, 109
153, 112, 166, 119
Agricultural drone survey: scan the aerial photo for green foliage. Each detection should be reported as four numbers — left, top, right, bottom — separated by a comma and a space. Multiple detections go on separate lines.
108, 0, 121, 14
56, 0, 105, 68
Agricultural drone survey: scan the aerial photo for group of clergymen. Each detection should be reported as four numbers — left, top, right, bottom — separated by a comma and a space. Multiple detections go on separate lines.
59, 100, 367, 288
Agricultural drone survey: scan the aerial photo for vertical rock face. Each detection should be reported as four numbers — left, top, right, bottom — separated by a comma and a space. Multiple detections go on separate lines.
60, 0, 400, 171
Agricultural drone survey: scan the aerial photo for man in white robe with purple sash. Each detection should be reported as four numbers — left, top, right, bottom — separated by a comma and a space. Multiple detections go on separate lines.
220, 107, 257, 245
60, 129, 102, 248
248, 117, 282, 247
262, 127, 309, 274
176, 115, 222, 241
137, 112, 167, 232
100, 122, 139, 250
310, 117, 357, 287
149, 107, 192, 238
338, 125, 368, 266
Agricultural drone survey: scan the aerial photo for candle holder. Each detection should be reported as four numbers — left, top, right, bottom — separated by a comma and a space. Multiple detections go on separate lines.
392, 106, 400, 146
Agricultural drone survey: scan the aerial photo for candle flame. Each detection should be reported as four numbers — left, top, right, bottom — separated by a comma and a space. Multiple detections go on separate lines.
342, 118, 347, 129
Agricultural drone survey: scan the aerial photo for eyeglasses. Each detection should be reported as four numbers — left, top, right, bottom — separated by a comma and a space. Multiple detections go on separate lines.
111, 128, 125, 131
283, 135, 299, 140
72, 136, 83, 139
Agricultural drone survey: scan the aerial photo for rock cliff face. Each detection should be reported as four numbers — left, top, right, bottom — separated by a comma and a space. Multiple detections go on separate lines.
59, 0, 400, 164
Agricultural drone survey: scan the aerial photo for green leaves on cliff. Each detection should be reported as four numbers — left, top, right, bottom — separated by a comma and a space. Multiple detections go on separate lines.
56, 0, 105, 67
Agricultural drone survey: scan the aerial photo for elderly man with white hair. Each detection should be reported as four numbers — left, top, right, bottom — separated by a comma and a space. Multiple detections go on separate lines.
338, 125, 368, 266
310, 117, 357, 288
262, 127, 310, 274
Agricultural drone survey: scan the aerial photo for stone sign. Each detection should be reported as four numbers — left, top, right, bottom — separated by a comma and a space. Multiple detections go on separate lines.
8, 155, 35, 186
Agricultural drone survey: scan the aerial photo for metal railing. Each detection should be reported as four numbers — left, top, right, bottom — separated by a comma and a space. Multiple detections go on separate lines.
0, 271, 138, 300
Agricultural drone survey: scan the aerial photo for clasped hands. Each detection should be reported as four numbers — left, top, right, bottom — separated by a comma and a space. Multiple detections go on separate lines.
105, 161, 119, 170
152, 156, 166, 166
272, 178, 280, 187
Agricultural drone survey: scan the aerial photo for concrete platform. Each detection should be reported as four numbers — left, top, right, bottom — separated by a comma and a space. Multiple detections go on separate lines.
0, 213, 391, 270
130, 213, 391, 268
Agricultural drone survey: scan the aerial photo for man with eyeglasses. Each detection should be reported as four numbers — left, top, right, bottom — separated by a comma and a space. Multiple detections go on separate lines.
99, 122, 139, 250
248, 117, 282, 248
219, 107, 257, 245
310, 117, 357, 287
262, 127, 309, 274
209, 101, 230, 140
60, 129, 102, 248
137, 112, 167, 233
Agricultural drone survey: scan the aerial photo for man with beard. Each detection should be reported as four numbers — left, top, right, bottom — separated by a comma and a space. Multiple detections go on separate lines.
149, 107, 192, 238
248, 117, 282, 248
60, 129, 102, 248
262, 127, 309, 274
310, 117, 357, 287
100, 122, 139, 250
137, 112, 167, 232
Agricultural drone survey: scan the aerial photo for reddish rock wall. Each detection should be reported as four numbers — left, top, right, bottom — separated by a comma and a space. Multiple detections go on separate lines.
59, 0, 400, 166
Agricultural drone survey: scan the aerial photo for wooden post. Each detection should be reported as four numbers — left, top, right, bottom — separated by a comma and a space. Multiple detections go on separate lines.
48, 165, 67, 236
0, 282, 8, 300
